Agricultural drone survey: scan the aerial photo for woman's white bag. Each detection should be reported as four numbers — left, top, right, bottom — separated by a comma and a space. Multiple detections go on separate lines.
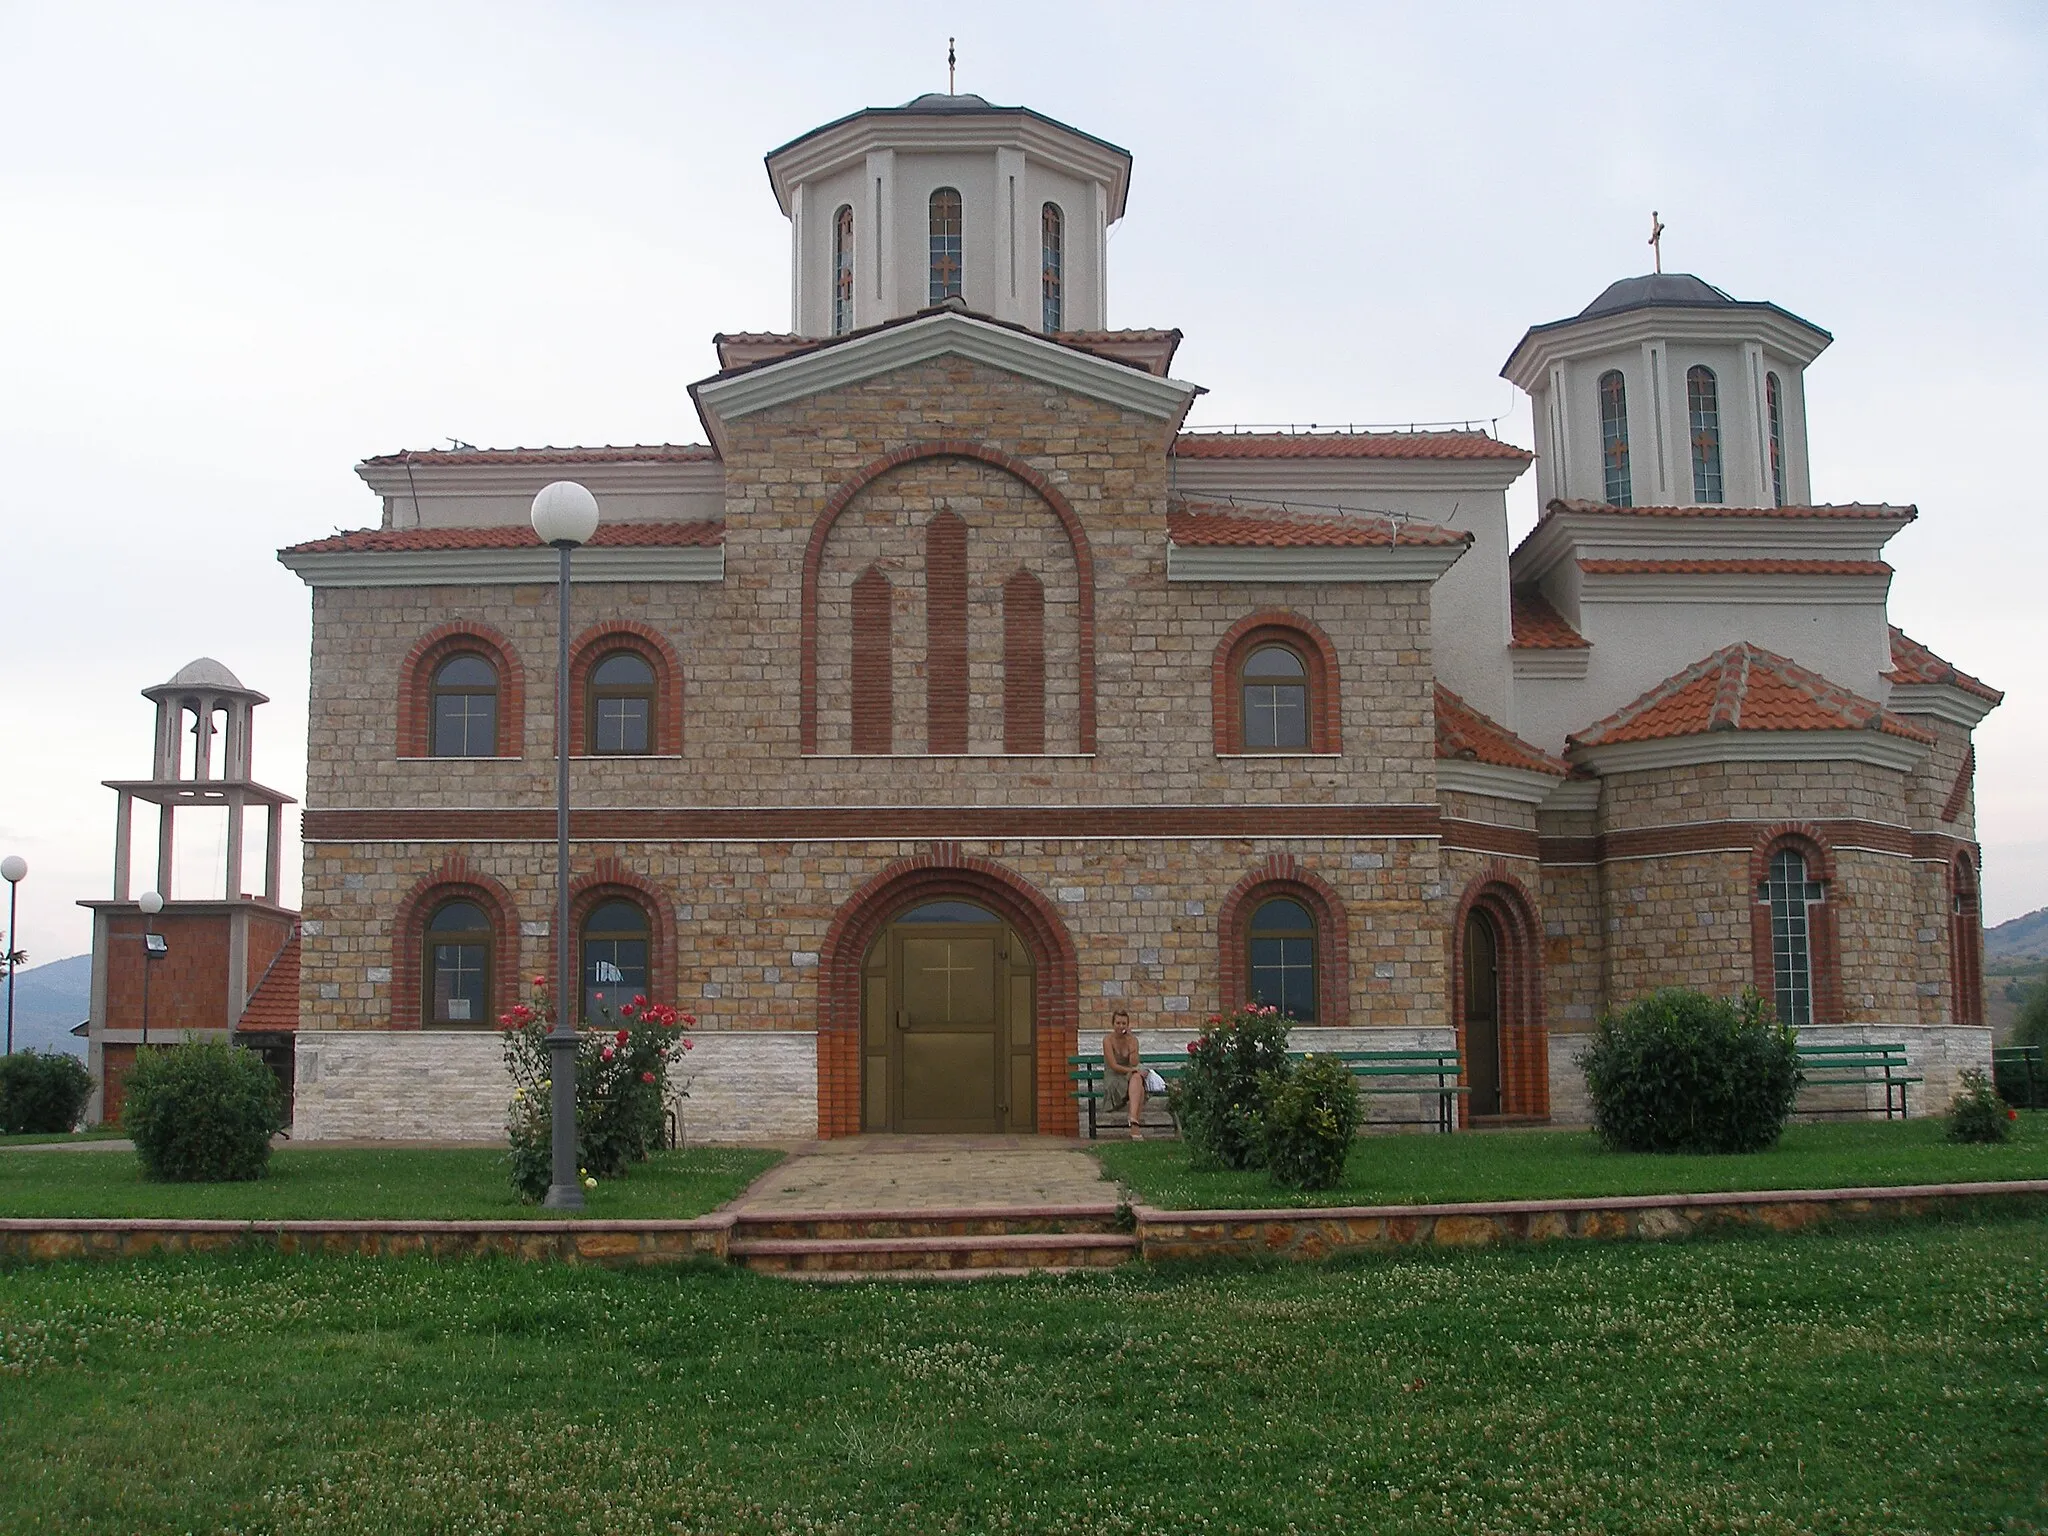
1143, 1069, 1167, 1094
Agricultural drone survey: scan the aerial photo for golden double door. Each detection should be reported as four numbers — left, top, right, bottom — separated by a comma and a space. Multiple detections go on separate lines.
861, 902, 1036, 1134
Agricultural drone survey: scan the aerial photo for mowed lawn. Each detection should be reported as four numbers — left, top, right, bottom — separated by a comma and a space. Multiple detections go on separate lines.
1095, 1115, 2048, 1210
0, 1146, 781, 1221
0, 1217, 2043, 1533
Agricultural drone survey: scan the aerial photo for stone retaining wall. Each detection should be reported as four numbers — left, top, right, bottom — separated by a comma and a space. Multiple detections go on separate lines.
0, 1216, 732, 1266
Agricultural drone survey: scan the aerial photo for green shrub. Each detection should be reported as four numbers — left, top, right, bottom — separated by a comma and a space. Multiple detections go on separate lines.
1582, 988, 1801, 1154
0, 1049, 93, 1134
1261, 1053, 1361, 1190
124, 1039, 286, 1182
2012, 981, 2048, 1053
1169, 1006, 1293, 1171
1946, 1067, 2016, 1145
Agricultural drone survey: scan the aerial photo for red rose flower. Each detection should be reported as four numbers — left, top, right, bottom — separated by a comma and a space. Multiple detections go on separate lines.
641, 1071, 655, 1084
616, 1029, 629, 1046
1186, 1041, 1199, 1054
682, 1038, 694, 1050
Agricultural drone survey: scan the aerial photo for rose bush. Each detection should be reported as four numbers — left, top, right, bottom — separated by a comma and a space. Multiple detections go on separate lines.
1169, 1005, 1293, 1171
500, 979, 693, 1202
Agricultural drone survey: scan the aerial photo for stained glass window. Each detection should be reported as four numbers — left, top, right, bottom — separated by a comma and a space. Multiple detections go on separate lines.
1598, 369, 1632, 506
1040, 202, 1063, 332
928, 188, 962, 303
1687, 365, 1723, 503
832, 204, 854, 336
1766, 371, 1785, 507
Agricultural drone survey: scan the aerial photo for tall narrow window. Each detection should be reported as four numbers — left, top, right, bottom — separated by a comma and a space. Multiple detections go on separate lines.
1598, 369, 1632, 506
1763, 848, 1823, 1027
831, 204, 855, 336
1248, 898, 1318, 1021
581, 898, 649, 1022
425, 899, 492, 1026
1687, 364, 1723, 503
925, 511, 968, 754
1241, 645, 1309, 751
430, 654, 499, 757
1040, 202, 1064, 332
1766, 370, 1785, 507
1003, 568, 1045, 754
588, 651, 654, 755
928, 188, 963, 304
851, 565, 893, 754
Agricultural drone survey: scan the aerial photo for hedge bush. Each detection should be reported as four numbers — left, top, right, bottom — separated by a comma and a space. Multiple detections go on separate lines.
123, 1039, 286, 1182
1946, 1068, 2016, 1145
1261, 1053, 1362, 1189
1169, 1007, 1293, 1171
1582, 988, 1801, 1154
0, 1049, 93, 1135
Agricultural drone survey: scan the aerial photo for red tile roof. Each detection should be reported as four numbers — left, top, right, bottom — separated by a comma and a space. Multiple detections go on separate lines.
1167, 502, 1470, 549
1175, 431, 1532, 462
1578, 558, 1892, 577
1887, 626, 2004, 704
1509, 586, 1589, 649
1541, 496, 1915, 524
1570, 642, 1937, 750
359, 445, 717, 467
1436, 685, 1569, 776
239, 930, 299, 1033
281, 521, 725, 556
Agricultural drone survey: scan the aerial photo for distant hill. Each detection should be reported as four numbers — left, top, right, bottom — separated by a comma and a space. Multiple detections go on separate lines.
1986, 908, 2048, 962
2, 953, 90, 1058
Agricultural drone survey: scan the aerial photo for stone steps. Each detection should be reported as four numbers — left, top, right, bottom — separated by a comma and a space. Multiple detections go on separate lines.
727, 1203, 1135, 1275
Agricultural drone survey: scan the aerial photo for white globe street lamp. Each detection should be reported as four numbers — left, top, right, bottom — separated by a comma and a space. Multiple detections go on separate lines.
532, 481, 600, 1210
2, 856, 25, 1056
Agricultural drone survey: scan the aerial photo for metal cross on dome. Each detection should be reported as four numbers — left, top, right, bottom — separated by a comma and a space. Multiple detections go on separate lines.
948, 37, 956, 94
1648, 210, 1666, 274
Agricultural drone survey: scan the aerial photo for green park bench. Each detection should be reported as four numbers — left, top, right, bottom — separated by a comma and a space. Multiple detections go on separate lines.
1069, 1047, 1467, 1139
1794, 1041, 1920, 1120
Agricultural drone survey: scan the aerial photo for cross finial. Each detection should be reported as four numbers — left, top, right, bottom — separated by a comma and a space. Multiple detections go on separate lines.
1648, 210, 1666, 274
948, 37, 956, 94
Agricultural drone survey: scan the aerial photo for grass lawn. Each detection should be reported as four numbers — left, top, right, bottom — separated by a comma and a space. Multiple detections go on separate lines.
0, 1145, 781, 1221
1095, 1115, 2048, 1210
0, 1129, 127, 1147
0, 1216, 2042, 1532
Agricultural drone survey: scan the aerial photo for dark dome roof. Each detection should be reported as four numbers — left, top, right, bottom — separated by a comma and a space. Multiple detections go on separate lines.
897, 91, 998, 113
1579, 273, 1736, 318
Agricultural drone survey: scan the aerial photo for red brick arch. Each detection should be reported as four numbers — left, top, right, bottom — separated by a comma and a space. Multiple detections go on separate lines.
1217, 855, 1351, 1026
815, 846, 1079, 1138
1749, 825, 1842, 1024
389, 856, 523, 1030
1212, 610, 1343, 755
1949, 847, 1984, 1028
567, 620, 683, 756
1450, 865, 1547, 1124
569, 859, 678, 1015
397, 622, 525, 758
799, 441, 1096, 755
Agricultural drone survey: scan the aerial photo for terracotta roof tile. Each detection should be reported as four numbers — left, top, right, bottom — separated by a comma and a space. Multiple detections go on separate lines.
1509, 587, 1589, 649
239, 930, 299, 1033
1174, 430, 1532, 462
1541, 496, 1915, 524
1436, 686, 1569, 776
1167, 502, 1469, 549
1570, 642, 1937, 750
1578, 558, 1892, 577
280, 521, 725, 556
1887, 626, 2004, 704
359, 445, 717, 467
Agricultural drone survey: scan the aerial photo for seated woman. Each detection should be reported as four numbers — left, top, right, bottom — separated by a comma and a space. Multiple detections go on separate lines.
1102, 1009, 1146, 1139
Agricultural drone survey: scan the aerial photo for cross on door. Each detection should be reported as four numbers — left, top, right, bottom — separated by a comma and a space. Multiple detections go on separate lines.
919, 942, 979, 1019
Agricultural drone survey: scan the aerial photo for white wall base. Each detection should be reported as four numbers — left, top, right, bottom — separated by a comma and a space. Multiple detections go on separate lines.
673, 1031, 819, 1144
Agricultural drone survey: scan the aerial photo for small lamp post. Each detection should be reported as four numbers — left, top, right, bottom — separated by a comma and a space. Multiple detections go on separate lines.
137, 890, 166, 1047
531, 480, 600, 1211
1, 855, 25, 1056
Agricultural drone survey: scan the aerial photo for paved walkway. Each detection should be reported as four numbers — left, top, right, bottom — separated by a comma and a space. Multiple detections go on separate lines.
729, 1136, 1118, 1213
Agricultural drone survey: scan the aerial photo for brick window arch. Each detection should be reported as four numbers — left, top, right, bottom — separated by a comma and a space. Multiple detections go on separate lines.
567, 621, 683, 756
1213, 612, 1342, 755
390, 859, 521, 1029
1950, 850, 1985, 1028
1749, 827, 1840, 1026
398, 624, 525, 759
569, 861, 677, 1020
1450, 869, 1547, 1124
1217, 857, 1350, 1026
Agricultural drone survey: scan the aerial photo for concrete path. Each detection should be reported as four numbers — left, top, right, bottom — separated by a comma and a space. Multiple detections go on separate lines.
0, 1139, 135, 1153
728, 1135, 1118, 1214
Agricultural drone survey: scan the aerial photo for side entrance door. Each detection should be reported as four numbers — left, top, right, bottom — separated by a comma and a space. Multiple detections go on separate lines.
1464, 910, 1503, 1116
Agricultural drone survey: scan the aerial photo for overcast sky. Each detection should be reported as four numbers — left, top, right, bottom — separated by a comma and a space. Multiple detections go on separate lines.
2, 1, 2044, 964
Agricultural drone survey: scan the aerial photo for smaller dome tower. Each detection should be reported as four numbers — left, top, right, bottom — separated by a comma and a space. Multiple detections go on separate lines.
1503, 274, 1832, 510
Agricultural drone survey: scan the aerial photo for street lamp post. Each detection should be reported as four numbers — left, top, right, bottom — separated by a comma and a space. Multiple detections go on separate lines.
137, 890, 165, 1047
531, 480, 600, 1212
1, 856, 25, 1056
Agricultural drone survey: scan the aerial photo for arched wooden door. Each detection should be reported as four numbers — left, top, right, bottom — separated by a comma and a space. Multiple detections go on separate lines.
860, 900, 1036, 1133
1463, 910, 1503, 1117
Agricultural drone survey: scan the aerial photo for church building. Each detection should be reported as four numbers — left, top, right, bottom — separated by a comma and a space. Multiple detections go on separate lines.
260, 90, 1997, 1141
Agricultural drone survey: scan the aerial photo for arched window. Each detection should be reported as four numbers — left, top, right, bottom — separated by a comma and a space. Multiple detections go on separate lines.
580, 898, 649, 1022
831, 204, 855, 336
1242, 645, 1309, 751
1761, 847, 1823, 1026
430, 654, 499, 757
928, 188, 963, 303
1598, 369, 1632, 506
1248, 898, 1317, 1021
1040, 202, 1064, 332
587, 650, 655, 756
1766, 371, 1785, 507
1687, 364, 1723, 503
425, 899, 492, 1026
